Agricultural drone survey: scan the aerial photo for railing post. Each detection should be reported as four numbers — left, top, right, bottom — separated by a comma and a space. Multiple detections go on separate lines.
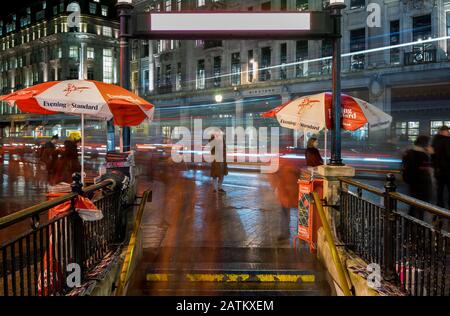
383, 173, 397, 281
71, 173, 85, 275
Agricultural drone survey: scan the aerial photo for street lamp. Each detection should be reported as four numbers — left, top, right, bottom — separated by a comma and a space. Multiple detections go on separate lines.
215, 94, 223, 103
116, 0, 134, 153
328, 0, 346, 166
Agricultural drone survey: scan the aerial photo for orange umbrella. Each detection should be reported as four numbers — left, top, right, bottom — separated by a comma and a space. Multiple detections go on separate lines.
1, 80, 155, 182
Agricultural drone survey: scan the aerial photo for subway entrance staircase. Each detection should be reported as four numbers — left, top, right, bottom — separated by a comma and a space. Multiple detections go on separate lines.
126, 172, 333, 296
128, 246, 332, 296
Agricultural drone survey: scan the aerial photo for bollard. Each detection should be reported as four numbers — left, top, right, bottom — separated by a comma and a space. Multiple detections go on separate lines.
383, 173, 397, 282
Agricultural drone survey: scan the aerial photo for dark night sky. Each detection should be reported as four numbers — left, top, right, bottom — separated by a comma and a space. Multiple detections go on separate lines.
1, 1, 37, 18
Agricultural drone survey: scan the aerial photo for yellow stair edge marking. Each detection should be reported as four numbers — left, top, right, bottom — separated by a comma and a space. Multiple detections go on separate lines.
146, 273, 315, 283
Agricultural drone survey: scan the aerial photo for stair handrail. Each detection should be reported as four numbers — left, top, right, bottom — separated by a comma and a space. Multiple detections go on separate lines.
311, 192, 353, 296
115, 190, 152, 296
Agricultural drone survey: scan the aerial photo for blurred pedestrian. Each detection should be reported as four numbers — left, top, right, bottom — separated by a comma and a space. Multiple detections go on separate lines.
55, 136, 81, 183
268, 161, 299, 243
40, 135, 59, 184
402, 136, 433, 220
210, 133, 228, 194
431, 126, 450, 208
305, 137, 324, 168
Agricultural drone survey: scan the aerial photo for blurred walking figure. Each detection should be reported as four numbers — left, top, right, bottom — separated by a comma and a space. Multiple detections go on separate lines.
305, 137, 324, 168
402, 136, 433, 220
431, 126, 450, 208
40, 135, 59, 184
210, 133, 228, 194
56, 136, 81, 183
268, 161, 299, 243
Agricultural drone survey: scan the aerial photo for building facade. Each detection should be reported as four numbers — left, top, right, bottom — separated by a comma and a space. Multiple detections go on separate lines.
0, 0, 119, 139
130, 0, 450, 147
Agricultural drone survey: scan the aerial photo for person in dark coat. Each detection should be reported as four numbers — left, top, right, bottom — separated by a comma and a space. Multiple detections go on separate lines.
305, 137, 324, 168
431, 126, 450, 208
40, 135, 59, 184
402, 136, 433, 220
210, 133, 228, 194
56, 138, 81, 183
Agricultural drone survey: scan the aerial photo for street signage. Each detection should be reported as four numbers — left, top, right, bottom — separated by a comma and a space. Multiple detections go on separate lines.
133, 11, 334, 39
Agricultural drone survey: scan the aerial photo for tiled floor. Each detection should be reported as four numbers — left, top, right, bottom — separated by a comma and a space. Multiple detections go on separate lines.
139, 169, 298, 249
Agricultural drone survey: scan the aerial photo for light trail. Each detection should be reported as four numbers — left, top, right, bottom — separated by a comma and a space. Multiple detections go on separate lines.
178, 36, 450, 84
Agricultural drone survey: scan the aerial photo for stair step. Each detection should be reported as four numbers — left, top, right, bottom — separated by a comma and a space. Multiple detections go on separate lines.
133, 281, 331, 296
146, 271, 316, 283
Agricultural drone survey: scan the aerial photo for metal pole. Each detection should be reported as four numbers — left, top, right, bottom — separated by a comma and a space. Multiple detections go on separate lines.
117, 1, 133, 153
329, 2, 346, 166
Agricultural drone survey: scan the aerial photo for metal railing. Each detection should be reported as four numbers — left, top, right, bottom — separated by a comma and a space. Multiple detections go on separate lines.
337, 174, 450, 296
0, 173, 127, 296
115, 190, 152, 296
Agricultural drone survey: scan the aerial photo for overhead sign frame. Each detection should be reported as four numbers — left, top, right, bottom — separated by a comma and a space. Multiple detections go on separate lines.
132, 11, 335, 40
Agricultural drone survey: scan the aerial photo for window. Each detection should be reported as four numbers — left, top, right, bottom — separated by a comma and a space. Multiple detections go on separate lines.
231, 53, 241, 86
296, 40, 308, 78
280, 0, 287, 11
165, 0, 172, 11
321, 39, 332, 74
101, 6, 108, 16
431, 121, 450, 136
408, 122, 420, 141
446, 12, 450, 54
103, 48, 113, 83
397, 122, 420, 141
248, 50, 254, 83
296, 0, 308, 11
390, 20, 400, 64
69, 46, 79, 59
197, 0, 205, 8
213, 56, 221, 87
103, 26, 112, 37
90, 3, 97, 14
350, 0, 365, 9
261, 2, 271, 11
165, 64, 172, 86
196, 59, 205, 90
58, 47, 62, 59
176, 0, 182, 11
87, 47, 95, 60
87, 67, 94, 80
260, 47, 271, 81
280, 43, 287, 80
69, 66, 79, 80
350, 28, 366, 70
176, 62, 182, 91
413, 15, 432, 51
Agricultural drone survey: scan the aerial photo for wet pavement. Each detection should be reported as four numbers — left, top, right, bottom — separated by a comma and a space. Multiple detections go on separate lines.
129, 170, 333, 296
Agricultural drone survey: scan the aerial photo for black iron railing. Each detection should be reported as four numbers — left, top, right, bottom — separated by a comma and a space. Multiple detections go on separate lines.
0, 174, 126, 296
404, 49, 437, 66
338, 175, 450, 296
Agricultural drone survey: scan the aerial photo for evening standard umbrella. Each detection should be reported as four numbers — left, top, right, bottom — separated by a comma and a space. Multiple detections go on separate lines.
1, 80, 155, 183
262, 92, 392, 163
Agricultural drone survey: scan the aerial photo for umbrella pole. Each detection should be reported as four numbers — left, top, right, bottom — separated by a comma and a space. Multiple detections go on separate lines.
81, 113, 85, 185
324, 128, 328, 166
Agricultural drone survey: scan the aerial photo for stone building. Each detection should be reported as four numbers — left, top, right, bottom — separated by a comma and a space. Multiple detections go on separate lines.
131, 0, 450, 146
0, 0, 119, 139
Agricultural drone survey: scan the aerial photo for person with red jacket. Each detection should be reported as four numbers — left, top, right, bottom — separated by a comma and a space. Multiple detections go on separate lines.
305, 137, 324, 168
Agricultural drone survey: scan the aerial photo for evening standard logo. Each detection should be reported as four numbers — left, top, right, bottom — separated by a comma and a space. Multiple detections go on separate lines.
63, 83, 91, 96
72, 103, 99, 111
299, 122, 320, 131
43, 101, 67, 109
280, 119, 297, 127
